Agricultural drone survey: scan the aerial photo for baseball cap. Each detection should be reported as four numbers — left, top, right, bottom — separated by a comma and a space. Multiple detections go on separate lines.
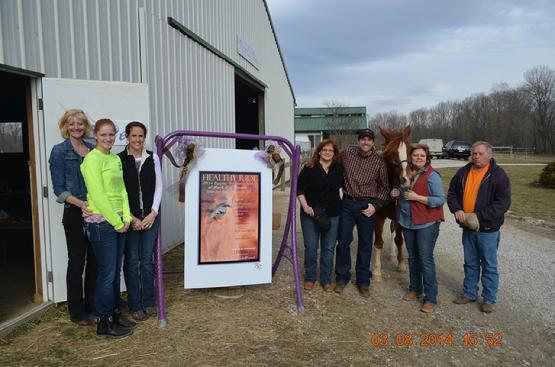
357, 128, 375, 140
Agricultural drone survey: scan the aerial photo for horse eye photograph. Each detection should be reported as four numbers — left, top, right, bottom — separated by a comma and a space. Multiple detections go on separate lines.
1, 0, 554, 366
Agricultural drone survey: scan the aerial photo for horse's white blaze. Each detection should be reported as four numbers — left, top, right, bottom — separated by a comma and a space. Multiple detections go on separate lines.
398, 141, 410, 187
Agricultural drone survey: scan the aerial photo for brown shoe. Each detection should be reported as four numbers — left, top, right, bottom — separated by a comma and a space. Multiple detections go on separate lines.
403, 291, 419, 301
421, 303, 434, 313
322, 284, 333, 293
453, 295, 476, 304
303, 281, 315, 290
481, 303, 495, 313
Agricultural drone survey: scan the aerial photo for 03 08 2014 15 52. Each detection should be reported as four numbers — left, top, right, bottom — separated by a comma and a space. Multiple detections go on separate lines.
369, 332, 503, 347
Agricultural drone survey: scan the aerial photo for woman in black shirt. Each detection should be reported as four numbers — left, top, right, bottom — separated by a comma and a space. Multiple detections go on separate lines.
297, 140, 343, 292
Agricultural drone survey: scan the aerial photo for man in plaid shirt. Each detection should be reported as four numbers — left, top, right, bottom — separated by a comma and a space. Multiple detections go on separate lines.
334, 128, 389, 297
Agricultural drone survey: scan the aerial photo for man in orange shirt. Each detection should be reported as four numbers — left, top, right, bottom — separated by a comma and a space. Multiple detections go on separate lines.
447, 142, 511, 313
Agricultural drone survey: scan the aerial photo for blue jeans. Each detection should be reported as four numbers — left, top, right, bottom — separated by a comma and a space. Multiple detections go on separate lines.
86, 221, 125, 316
124, 217, 160, 312
402, 222, 440, 304
335, 198, 375, 286
462, 229, 500, 304
300, 213, 339, 286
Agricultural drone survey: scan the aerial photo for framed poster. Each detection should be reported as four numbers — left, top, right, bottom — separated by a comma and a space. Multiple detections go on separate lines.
198, 171, 260, 264
184, 148, 272, 289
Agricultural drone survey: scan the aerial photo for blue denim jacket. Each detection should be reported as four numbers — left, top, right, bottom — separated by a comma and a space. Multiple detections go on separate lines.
49, 139, 95, 204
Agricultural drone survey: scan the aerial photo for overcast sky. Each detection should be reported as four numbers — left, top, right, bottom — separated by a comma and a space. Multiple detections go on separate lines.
266, 0, 555, 114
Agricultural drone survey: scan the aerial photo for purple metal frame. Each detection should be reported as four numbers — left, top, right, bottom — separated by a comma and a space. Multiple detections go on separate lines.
153, 130, 304, 327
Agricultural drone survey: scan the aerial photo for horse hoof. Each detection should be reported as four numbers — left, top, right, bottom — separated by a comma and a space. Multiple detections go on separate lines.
398, 265, 407, 273
373, 275, 383, 282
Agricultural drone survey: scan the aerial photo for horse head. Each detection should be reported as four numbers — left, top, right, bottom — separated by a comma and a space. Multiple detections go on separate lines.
379, 125, 412, 188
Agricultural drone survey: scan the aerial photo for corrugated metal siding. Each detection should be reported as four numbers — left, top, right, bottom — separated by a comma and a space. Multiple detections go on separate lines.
0, 0, 294, 250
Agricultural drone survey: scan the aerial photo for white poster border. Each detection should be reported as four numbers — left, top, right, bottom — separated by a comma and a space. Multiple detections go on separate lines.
183, 148, 272, 288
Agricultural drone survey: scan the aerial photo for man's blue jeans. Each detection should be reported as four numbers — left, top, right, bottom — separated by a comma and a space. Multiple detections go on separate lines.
335, 198, 375, 287
300, 213, 339, 286
402, 222, 440, 304
462, 229, 500, 305
86, 221, 125, 316
124, 217, 160, 313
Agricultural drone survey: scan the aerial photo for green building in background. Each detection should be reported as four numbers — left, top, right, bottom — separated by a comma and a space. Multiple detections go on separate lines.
294, 106, 367, 152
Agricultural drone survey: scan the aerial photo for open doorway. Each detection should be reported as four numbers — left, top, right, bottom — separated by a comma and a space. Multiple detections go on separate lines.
234, 75, 264, 150
0, 70, 41, 323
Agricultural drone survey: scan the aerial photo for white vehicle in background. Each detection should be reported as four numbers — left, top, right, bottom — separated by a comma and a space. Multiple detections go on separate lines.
418, 138, 445, 159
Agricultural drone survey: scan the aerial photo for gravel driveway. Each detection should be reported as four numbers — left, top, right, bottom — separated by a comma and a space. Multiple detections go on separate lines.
433, 209, 555, 327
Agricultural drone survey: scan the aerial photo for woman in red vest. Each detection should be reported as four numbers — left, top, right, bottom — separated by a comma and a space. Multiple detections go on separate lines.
391, 144, 445, 313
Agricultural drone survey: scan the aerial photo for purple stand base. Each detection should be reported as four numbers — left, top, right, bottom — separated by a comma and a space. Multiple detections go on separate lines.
154, 130, 304, 327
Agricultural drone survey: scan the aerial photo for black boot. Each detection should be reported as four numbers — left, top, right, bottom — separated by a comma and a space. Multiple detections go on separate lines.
113, 310, 137, 330
96, 314, 133, 339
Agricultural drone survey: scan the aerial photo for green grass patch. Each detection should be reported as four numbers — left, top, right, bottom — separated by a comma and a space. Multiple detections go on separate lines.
437, 166, 555, 224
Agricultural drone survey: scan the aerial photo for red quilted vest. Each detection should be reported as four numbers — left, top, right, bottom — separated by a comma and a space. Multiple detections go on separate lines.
410, 166, 445, 225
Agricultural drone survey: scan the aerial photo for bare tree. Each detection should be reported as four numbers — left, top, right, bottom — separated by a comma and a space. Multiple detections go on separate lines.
368, 111, 408, 147
523, 65, 555, 153
323, 100, 365, 149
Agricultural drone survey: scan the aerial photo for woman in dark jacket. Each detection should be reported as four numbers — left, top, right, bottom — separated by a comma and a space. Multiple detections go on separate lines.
118, 121, 163, 321
297, 140, 343, 292
48, 109, 96, 325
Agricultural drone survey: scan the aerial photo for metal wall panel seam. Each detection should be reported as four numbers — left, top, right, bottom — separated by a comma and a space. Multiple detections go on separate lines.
146, 2, 158, 128
186, 39, 192, 136
16, 0, 26, 68
36, 0, 45, 73
106, 0, 113, 80
125, 0, 132, 82
21, 0, 36, 71
0, 4, 3, 63
53, 0, 61, 76
159, 0, 168, 136
68, 0, 76, 78
116, 0, 123, 81
138, 6, 146, 83
3, 1, 17, 66
164, 0, 171, 132
166, 0, 174, 134
81, 0, 90, 79
95, 0, 101, 79
171, 0, 179, 136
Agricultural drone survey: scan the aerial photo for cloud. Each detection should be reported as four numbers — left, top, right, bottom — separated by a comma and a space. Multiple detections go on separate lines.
267, 0, 555, 113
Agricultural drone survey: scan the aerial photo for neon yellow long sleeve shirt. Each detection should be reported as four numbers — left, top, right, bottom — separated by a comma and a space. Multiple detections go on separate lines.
80, 148, 132, 230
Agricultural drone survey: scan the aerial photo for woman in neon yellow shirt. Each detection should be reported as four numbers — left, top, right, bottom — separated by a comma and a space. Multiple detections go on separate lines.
81, 118, 135, 339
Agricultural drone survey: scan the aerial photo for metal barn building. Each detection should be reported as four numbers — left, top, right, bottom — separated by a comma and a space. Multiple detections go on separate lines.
0, 0, 295, 328
295, 106, 367, 150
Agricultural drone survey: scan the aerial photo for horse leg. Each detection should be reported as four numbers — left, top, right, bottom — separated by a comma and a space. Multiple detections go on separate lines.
386, 219, 397, 263
394, 223, 406, 272
372, 217, 384, 282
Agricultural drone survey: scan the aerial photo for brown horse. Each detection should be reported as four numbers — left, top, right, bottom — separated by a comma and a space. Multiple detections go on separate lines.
371, 125, 412, 281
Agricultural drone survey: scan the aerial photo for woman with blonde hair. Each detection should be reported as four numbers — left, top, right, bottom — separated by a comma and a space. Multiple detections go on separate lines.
49, 109, 96, 325
297, 140, 343, 292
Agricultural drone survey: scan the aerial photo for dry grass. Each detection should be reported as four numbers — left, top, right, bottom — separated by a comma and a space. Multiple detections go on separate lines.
437, 165, 555, 225
1, 190, 554, 366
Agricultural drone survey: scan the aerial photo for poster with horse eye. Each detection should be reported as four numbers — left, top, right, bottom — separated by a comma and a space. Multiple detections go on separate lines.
198, 171, 260, 264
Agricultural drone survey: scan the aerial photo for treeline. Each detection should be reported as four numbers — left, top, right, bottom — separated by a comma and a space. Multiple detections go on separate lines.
367, 65, 555, 154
